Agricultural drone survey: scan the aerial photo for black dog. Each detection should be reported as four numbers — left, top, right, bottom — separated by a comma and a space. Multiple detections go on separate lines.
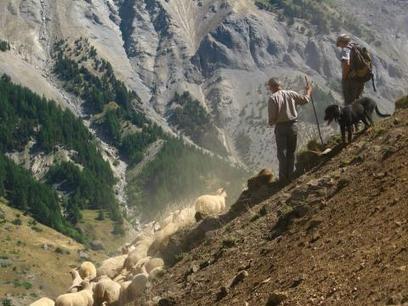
324, 97, 390, 143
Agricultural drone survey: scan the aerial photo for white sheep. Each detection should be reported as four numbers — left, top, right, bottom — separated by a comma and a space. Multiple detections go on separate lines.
149, 221, 179, 255
93, 274, 111, 283
137, 222, 156, 240
78, 262, 96, 281
121, 243, 136, 255
55, 281, 93, 306
119, 273, 148, 305
194, 188, 227, 219
112, 271, 127, 284
130, 256, 151, 276
144, 257, 164, 275
160, 213, 175, 229
148, 267, 165, 281
153, 221, 161, 232
97, 255, 127, 279
120, 281, 132, 293
68, 269, 83, 293
172, 206, 195, 228
125, 236, 154, 269
93, 278, 121, 306
29, 297, 55, 306
130, 230, 154, 248
117, 281, 131, 305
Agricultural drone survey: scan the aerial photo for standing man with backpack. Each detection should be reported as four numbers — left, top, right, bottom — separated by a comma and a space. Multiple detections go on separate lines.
268, 77, 313, 185
336, 34, 374, 105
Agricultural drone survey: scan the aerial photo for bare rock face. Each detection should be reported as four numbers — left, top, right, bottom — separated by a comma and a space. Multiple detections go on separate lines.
0, 0, 407, 173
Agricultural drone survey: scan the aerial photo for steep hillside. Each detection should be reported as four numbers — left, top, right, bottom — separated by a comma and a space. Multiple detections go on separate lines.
0, 76, 122, 239
1, 0, 407, 303
147, 106, 408, 304
0, 201, 107, 305
6, 100, 405, 305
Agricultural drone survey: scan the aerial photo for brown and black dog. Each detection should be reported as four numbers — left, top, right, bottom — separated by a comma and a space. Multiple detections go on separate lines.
324, 97, 390, 143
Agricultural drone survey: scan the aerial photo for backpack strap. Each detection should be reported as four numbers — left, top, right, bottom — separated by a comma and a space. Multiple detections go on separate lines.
371, 75, 377, 92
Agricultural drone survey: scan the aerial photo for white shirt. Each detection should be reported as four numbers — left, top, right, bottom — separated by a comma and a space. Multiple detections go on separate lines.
268, 90, 310, 125
340, 43, 354, 63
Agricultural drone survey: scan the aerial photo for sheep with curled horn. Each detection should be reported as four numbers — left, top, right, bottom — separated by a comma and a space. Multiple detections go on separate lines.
67, 268, 83, 293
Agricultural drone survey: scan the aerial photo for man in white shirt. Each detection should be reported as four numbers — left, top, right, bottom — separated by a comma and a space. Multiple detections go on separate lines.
336, 34, 365, 105
268, 77, 313, 184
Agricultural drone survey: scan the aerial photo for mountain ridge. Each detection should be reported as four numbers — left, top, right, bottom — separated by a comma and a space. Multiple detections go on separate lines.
1, 1, 407, 172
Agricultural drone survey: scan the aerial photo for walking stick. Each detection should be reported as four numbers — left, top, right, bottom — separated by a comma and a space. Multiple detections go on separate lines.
305, 77, 324, 146
311, 95, 324, 146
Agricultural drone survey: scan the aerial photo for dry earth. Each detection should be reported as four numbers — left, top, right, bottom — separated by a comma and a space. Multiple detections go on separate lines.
148, 108, 408, 305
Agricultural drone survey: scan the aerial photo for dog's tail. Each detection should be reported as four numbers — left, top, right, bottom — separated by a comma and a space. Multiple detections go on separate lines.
375, 105, 391, 117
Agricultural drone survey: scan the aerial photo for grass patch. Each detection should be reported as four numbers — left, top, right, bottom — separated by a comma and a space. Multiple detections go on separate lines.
0, 40, 10, 52
111, 222, 125, 236
31, 226, 43, 233
55, 247, 70, 255
0, 259, 11, 268
395, 96, 408, 110
27, 219, 37, 226
2, 298, 13, 306
11, 219, 22, 226
13, 279, 32, 290
373, 126, 386, 137
174, 252, 187, 262
277, 203, 294, 217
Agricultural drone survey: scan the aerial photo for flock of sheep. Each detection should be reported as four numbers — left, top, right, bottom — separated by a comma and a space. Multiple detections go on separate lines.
29, 188, 228, 306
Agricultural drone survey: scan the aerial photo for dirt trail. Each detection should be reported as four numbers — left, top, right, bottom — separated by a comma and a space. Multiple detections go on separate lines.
148, 109, 408, 305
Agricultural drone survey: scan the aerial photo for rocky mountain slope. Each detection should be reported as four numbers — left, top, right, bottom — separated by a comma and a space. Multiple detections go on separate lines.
146, 101, 408, 305
6, 100, 406, 305
1, 0, 407, 174
0, 0, 407, 304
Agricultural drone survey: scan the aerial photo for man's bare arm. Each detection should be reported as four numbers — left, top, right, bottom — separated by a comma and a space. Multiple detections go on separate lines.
342, 60, 350, 80
268, 98, 278, 126
304, 76, 313, 98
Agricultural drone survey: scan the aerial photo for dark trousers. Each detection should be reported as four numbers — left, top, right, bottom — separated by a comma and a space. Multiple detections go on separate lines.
342, 78, 365, 105
275, 121, 297, 183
